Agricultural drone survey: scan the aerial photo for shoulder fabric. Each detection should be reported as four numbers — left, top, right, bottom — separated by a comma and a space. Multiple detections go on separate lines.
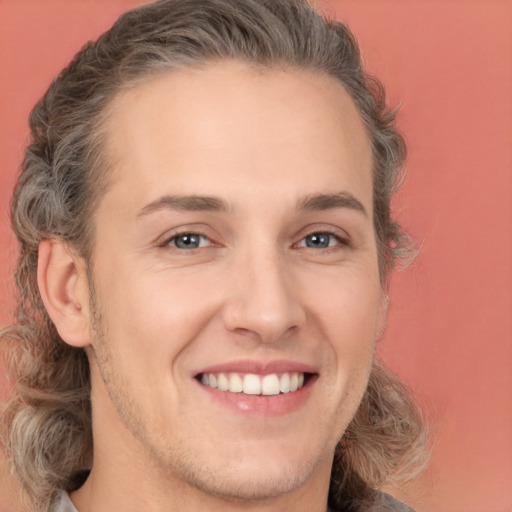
47, 488, 412, 512
47, 490, 79, 512
373, 491, 416, 512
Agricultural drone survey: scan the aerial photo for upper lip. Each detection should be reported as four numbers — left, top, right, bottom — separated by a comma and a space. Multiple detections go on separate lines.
193, 359, 318, 377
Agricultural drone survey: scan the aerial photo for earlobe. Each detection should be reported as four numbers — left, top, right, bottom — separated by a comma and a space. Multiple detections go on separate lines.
37, 240, 92, 347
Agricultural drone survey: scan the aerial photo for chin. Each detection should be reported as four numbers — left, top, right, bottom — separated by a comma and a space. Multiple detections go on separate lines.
186, 459, 315, 502
161, 437, 333, 503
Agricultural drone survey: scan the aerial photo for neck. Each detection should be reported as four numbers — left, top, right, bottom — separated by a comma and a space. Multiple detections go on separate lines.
70, 458, 332, 512
71, 365, 335, 512
71, 405, 332, 512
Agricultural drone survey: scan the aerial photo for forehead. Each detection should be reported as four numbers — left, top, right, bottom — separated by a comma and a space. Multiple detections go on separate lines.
100, 60, 373, 214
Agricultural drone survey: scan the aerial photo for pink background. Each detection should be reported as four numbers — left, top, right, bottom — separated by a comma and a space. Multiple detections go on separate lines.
1, 1, 511, 510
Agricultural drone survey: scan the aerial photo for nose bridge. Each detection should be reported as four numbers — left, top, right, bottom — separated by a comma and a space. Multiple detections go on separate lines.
223, 236, 304, 342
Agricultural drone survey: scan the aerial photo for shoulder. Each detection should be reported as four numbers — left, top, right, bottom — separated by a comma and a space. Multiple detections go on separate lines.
371, 491, 416, 512
47, 490, 78, 512
331, 490, 416, 512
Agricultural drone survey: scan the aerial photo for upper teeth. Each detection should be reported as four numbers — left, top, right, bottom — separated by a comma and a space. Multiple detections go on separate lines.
200, 372, 305, 395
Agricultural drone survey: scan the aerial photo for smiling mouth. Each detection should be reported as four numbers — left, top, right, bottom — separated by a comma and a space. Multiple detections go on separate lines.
197, 372, 312, 396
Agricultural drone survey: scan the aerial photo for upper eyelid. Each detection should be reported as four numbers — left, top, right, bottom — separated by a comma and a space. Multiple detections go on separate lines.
294, 231, 348, 248
155, 224, 217, 246
293, 224, 351, 243
160, 232, 214, 248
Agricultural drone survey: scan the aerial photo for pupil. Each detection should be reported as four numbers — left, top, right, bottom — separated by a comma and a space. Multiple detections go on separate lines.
306, 233, 329, 248
176, 234, 199, 249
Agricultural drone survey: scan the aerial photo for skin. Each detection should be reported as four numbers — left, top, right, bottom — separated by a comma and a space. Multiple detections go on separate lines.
39, 61, 386, 512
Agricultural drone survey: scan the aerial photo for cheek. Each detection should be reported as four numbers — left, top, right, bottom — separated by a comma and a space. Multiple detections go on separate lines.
93, 262, 220, 362
305, 267, 381, 389
307, 267, 381, 344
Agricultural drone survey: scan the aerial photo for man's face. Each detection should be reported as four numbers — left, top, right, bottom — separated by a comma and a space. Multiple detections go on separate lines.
85, 61, 384, 501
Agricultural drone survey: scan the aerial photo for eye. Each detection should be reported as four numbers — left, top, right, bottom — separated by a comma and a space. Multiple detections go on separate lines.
297, 232, 344, 249
166, 233, 211, 249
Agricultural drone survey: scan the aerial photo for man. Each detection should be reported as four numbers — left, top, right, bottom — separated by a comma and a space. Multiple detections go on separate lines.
1, 0, 427, 511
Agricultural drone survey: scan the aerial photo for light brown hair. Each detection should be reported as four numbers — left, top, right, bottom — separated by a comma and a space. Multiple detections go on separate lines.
1, 0, 427, 509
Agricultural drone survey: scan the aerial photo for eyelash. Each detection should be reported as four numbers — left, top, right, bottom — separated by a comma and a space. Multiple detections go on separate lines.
161, 232, 213, 250
161, 230, 350, 252
294, 231, 349, 251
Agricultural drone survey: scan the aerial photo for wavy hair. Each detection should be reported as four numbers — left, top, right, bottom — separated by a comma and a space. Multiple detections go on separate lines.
1, 0, 427, 509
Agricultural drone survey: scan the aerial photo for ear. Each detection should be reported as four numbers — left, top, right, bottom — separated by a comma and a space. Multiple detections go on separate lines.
375, 290, 389, 342
37, 239, 92, 347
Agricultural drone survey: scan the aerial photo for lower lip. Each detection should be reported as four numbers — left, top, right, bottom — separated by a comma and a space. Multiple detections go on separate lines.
195, 376, 317, 416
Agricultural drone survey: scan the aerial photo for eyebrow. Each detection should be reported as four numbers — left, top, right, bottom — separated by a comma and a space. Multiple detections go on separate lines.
137, 191, 367, 219
137, 195, 229, 218
296, 192, 368, 217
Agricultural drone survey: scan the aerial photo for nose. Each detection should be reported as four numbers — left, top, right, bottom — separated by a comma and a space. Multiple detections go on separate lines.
221, 247, 306, 344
